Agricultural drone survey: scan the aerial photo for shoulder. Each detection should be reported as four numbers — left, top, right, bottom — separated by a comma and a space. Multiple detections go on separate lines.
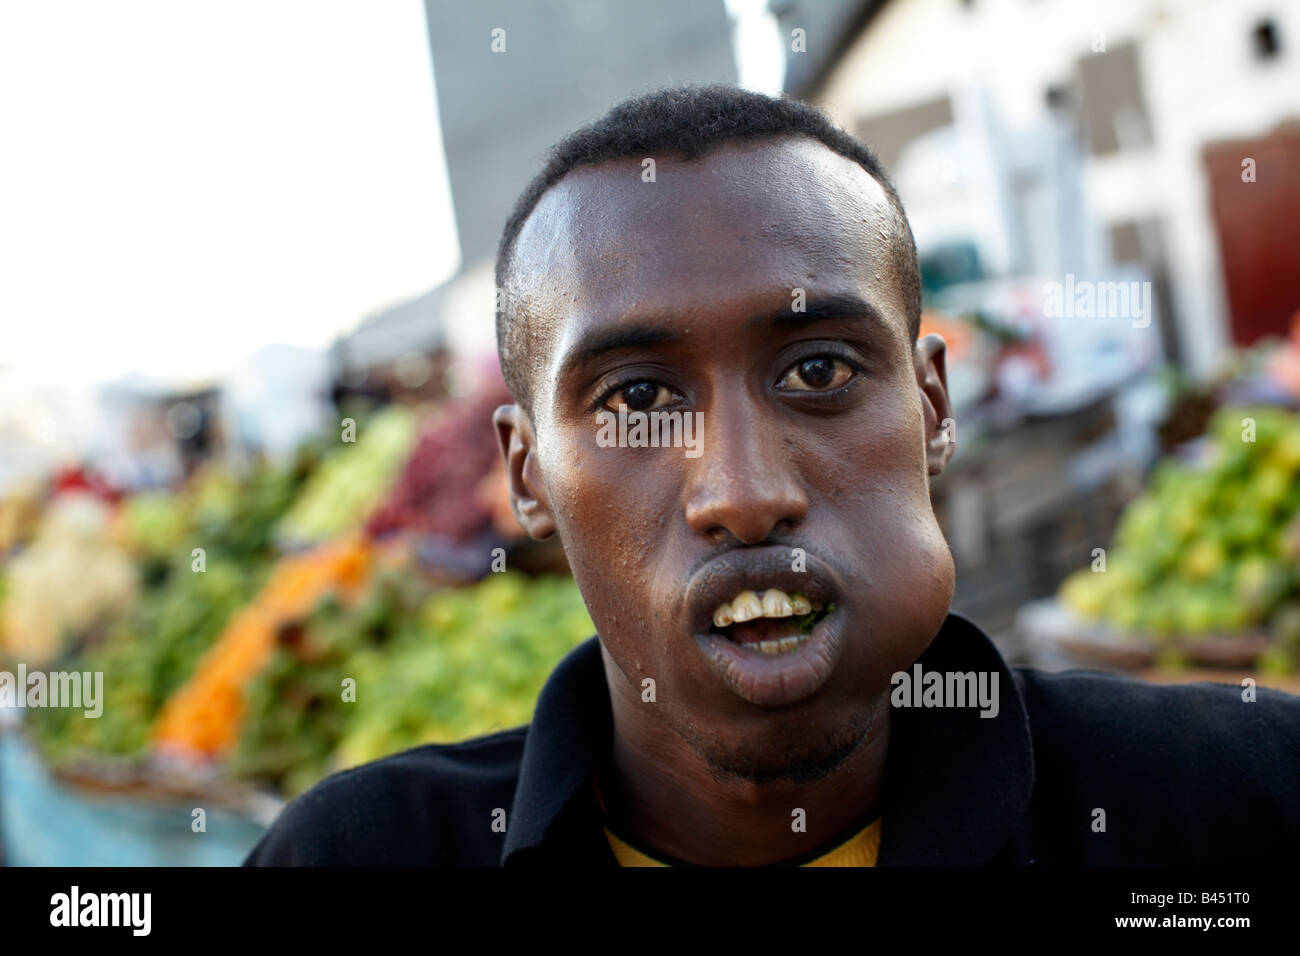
1015, 666, 1300, 758
243, 727, 527, 866
1013, 667, 1300, 860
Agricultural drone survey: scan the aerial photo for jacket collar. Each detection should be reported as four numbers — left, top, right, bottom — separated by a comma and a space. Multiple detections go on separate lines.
502, 611, 1035, 865
874, 611, 1035, 865
501, 631, 614, 865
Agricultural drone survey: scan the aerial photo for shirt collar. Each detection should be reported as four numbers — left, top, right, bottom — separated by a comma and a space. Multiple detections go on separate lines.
502, 611, 1035, 866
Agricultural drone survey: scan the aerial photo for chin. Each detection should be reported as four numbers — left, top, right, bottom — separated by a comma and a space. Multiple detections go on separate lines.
675, 694, 879, 786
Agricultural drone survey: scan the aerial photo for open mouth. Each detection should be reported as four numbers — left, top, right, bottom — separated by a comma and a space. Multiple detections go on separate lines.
708, 588, 834, 654
685, 549, 849, 707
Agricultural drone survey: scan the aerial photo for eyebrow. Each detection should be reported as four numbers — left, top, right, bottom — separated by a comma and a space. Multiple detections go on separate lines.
558, 292, 885, 379
749, 292, 885, 330
569, 325, 681, 367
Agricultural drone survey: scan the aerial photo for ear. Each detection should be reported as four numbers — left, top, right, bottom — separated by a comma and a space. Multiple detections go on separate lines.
493, 404, 557, 539
914, 333, 955, 477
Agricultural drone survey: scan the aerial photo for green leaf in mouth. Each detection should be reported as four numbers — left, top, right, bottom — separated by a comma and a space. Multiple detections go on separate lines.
795, 602, 835, 635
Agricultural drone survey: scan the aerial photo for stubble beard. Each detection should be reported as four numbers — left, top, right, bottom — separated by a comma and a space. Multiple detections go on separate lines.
672, 693, 882, 786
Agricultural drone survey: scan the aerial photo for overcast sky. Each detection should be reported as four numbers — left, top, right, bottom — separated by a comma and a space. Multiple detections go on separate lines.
0, 0, 460, 387
0, 0, 784, 392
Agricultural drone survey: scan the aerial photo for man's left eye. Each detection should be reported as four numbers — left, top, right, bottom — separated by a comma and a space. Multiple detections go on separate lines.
777, 357, 855, 392
603, 381, 674, 412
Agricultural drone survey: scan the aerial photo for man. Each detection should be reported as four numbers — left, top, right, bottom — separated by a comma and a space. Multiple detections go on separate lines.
246, 85, 1300, 866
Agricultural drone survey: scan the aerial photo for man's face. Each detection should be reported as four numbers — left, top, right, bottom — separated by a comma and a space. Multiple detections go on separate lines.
498, 137, 956, 782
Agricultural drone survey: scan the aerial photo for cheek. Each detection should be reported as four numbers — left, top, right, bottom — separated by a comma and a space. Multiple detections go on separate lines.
542, 428, 671, 562
813, 379, 954, 672
866, 532, 955, 697
538, 428, 681, 658
854, 383, 949, 566
809, 375, 928, 505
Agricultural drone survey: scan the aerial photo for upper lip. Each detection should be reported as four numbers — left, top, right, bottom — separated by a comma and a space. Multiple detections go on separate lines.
684, 545, 841, 635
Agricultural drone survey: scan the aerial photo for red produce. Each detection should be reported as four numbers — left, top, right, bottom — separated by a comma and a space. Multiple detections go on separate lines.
366, 378, 512, 542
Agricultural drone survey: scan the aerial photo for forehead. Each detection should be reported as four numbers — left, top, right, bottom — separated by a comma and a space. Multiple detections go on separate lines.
509, 137, 906, 393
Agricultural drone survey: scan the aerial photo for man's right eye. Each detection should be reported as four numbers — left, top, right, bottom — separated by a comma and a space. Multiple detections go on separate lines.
601, 380, 673, 412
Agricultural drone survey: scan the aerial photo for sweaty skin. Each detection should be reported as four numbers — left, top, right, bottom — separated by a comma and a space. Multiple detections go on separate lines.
495, 136, 957, 866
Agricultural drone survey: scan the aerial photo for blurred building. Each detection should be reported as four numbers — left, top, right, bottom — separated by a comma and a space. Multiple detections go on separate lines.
362, 0, 741, 366
781, 0, 1300, 378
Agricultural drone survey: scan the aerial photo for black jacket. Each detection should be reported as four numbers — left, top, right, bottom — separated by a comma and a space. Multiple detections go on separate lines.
244, 612, 1300, 865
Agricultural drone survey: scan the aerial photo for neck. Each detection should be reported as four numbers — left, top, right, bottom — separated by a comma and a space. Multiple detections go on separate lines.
599, 665, 891, 866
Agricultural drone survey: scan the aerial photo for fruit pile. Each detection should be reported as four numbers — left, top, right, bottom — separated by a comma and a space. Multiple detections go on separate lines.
1060, 406, 1300, 669
333, 572, 594, 771
365, 378, 513, 543
186, 454, 318, 562
273, 406, 418, 547
228, 570, 594, 796
17, 457, 313, 765
152, 535, 373, 758
9, 378, 592, 798
1, 494, 138, 666
24, 556, 261, 764
227, 562, 432, 796
118, 455, 313, 582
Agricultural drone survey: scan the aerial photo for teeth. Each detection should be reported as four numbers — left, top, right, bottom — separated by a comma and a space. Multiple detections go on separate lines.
746, 633, 808, 654
712, 589, 827, 628
761, 589, 794, 617
731, 590, 763, 623
713, 602, 734, 628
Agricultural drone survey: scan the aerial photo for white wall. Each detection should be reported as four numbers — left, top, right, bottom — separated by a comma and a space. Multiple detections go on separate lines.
816, 0, 1300, 378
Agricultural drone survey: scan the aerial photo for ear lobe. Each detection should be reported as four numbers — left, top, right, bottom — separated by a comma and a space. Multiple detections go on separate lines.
914, 333, 956, 477
493, 404, 557, 540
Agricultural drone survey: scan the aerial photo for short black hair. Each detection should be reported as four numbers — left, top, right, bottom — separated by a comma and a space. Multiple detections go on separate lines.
495, 84, 922, 416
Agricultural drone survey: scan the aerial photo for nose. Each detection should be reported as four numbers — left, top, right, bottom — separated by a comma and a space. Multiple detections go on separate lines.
683, 396, 809, 545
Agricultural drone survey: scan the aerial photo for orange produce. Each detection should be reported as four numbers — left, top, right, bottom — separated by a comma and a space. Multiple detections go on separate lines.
152, 535, 372, 758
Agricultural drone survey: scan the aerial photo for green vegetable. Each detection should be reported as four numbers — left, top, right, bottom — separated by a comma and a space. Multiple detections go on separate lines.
1060, 407, 1300, 668
229, 571, 594, 798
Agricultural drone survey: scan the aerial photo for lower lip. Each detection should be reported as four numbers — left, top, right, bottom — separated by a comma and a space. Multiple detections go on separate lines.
693, 608, 846, 707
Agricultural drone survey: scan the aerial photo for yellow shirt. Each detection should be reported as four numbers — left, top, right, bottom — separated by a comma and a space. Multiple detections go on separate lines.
604, 817, 881, 866
594, 774, 882, 866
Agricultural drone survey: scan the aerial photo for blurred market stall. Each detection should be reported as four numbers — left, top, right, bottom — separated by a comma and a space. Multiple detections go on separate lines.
0, 363, 593, 865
